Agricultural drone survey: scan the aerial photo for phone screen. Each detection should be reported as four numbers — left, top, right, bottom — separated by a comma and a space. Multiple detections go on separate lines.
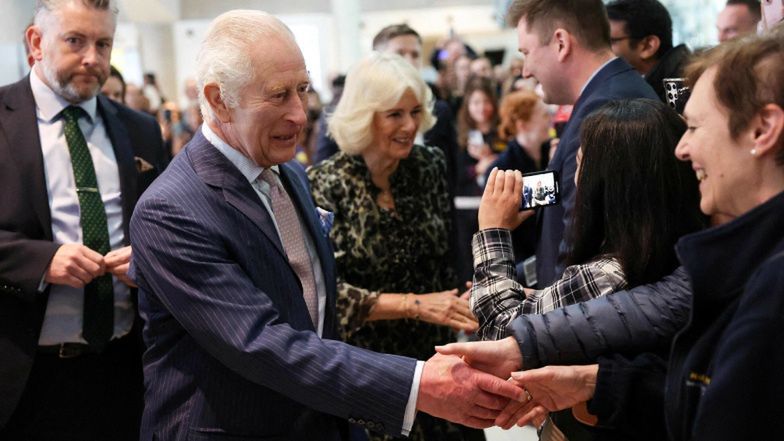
521, 170, 560, 210
468, 130, 484, 146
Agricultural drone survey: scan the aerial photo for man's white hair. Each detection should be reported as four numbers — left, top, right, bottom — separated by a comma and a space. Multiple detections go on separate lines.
197, 10, 296, 123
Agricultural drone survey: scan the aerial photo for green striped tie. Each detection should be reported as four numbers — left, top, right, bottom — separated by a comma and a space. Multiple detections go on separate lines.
62, 106, 114, 350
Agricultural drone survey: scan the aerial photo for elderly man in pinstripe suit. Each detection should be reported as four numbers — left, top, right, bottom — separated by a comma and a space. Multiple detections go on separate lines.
128, 10, 525, 441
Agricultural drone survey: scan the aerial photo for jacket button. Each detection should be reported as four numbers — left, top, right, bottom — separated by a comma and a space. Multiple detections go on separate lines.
348, 417, 356, 424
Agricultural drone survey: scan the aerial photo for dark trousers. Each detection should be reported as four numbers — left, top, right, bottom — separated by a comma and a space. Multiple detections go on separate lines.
1, 333, 144, 441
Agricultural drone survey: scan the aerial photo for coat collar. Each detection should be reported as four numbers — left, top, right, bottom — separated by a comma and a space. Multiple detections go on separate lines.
677, 190, 784, 304
574, 57, 635, 110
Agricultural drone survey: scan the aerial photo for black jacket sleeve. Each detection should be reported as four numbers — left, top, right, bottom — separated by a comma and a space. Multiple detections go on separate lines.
587, 353, 668, 441
508, 266, 692, 368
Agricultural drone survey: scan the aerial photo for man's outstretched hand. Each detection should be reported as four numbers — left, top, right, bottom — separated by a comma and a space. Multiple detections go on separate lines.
416, 353, 525, 428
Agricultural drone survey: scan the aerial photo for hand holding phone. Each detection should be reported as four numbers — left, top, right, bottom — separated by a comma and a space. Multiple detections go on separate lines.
478, 168, 535, 230
520, 170, 560, 210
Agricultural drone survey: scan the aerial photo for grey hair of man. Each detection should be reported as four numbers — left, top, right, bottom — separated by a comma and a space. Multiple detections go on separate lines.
34, 0, 117, 25
196, 10, 298, 124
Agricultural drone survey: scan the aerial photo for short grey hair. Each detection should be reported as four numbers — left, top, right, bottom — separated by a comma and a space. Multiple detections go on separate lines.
196, 10, 296, 123
328, 52, 436, 154
34, 0, 118, 26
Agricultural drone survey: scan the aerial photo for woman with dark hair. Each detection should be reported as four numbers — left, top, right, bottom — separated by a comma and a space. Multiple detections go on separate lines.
101, 65, 126, 104
469, 98, 705, 440
471, 98, 704, 335
456, 75, 503, 195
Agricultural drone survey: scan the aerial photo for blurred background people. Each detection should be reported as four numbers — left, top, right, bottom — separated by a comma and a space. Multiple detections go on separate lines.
716, 0, 761, 41
484, 90, 551, 279
101, 65, 126, 104
457, 75, 502, 193
308, 52, 480, 441
606, 0, 692, 103
124, 83, 151, 114
142, 72, 164, 113
469, 56, 494, 79
762, 0, 784, 30
454, 75, 502, 282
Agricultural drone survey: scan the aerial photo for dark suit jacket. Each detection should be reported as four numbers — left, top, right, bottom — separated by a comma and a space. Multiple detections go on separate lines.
536, 58, 658, 287
0, 75, 165, 427
130, 131, 417, 441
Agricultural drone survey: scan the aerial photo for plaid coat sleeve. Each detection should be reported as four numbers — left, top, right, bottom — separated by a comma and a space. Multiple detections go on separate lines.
470, 228, 627, 341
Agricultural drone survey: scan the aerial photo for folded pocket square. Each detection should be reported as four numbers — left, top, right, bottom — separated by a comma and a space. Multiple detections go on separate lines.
316, 207, 334, 235
135, 156, 155, 173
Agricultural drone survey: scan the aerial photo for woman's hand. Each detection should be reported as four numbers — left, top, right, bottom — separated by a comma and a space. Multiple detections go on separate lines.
415, 289, 479, 332
494, 364, 599, 429
479, 168, 534, 230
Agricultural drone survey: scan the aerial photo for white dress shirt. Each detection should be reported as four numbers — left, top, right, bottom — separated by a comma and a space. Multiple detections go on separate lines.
31, 71, 133, 345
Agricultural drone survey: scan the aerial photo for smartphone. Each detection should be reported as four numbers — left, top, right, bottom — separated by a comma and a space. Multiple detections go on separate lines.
467, 129, 484, 146
520, 170, 560, 210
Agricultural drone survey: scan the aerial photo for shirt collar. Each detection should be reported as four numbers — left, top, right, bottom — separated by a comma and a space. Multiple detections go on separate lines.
200, 123, 278, 183
29, 68, 97, 123
578, 56, 618, 97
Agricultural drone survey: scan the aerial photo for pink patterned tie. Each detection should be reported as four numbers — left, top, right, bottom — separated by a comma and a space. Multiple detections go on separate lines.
259, 169, 319, 327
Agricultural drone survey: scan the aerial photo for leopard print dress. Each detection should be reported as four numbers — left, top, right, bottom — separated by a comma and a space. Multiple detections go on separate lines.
308, 145, 482, 441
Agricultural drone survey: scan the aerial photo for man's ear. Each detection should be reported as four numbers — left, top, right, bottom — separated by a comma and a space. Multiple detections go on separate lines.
553, 28, 572, 63
203, 83, 232, 123
751, 103, 784, 156
637, 35, 661, 61
26, 25, 44, 63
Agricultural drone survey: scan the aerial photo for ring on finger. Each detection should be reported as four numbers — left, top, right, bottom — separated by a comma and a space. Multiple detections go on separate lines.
524, 387, 533, 402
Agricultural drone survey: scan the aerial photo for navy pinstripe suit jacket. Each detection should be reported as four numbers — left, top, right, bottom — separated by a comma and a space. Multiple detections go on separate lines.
129, 131, 417, 441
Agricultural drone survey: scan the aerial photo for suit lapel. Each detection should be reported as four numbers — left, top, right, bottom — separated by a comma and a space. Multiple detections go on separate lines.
97, 95, 137, 244
188, 131, 286, 259
0, 76, 52, 240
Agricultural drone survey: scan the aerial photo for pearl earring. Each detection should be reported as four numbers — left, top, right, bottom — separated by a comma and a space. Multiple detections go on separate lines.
751, 148, 758, 156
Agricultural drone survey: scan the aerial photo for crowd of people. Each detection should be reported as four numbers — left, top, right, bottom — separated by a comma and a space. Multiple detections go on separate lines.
0, 0, 783, 441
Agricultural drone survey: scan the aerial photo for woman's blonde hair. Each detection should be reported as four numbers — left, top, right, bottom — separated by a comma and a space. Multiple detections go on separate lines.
328, 52, 435, 154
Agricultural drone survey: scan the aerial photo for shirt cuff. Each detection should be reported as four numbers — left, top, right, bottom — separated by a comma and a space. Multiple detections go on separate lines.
402, 360, 425, 436
37, 272, 48, 293
472, 228, 515, 267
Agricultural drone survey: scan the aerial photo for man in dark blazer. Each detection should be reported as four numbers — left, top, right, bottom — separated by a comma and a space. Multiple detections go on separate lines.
0, 1, 165, 439
129, 10, 523, 441
509, 0, 658, 287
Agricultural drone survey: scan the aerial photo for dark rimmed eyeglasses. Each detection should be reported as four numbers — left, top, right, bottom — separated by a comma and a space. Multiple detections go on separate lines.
610, 36, 635, 44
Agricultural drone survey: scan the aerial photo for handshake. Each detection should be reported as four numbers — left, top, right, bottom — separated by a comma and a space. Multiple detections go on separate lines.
416, 336, 590, 430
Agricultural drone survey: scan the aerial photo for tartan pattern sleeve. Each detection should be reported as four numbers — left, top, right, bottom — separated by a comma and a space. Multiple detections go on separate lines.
470, 228, 628, 341
470, 228, 527, 341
